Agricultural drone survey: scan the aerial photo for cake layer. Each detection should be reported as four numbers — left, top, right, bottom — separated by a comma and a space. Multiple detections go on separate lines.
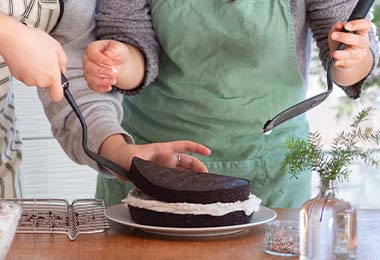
129, 157, 251, 204
128, 205, 253, 228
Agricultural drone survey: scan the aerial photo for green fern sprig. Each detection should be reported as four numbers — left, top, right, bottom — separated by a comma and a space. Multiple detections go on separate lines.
282, 107, 380, 182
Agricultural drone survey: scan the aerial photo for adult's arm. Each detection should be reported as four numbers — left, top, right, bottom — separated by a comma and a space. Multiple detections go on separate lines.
307, 0, 379, 99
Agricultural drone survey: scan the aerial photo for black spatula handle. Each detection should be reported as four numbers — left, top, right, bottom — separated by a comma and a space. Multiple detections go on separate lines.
347, 0, 375, 21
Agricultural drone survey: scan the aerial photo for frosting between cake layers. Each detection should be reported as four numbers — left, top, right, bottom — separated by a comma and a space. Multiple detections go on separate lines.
124, 189, 262, 216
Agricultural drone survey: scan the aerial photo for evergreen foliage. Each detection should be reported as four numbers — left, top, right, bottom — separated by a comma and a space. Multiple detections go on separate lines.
281, 107, 380, 182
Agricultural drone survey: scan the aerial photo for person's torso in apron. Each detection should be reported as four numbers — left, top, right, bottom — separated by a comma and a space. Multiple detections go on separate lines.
101, 0, 311, 207
0, 0, 63, 198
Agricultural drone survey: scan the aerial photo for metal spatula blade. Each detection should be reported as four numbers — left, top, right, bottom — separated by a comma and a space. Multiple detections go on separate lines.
263, 91, 331, 134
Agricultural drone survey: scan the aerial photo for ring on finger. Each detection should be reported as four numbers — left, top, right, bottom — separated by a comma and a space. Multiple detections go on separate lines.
176, 153, 181, 167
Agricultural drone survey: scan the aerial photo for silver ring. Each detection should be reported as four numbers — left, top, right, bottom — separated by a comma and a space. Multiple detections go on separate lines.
177, 153, 181, 167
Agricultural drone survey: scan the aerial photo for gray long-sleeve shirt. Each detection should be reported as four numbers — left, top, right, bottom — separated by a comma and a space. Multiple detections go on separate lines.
39, 0, 379, 175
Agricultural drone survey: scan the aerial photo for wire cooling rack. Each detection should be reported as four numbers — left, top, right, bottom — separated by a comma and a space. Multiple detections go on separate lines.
3, 198, 110, 240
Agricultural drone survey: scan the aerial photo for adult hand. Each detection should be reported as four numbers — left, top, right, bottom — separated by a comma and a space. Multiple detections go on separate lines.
329, 19, 371, 69
83, 40, 128, 93
0, 17, 67, 102
99, 135, 212, 177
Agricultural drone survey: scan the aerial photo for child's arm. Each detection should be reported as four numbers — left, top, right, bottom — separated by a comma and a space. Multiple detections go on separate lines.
84, 0, 159, 93
0, 12, 67, 102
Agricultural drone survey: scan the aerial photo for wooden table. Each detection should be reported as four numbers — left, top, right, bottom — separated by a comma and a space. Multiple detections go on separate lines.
7, 209, 380, 260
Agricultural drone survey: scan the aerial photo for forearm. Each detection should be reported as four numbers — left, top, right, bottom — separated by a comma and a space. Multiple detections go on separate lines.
99, 134, 131, 167
0, 13, 18, 51
333, 48, 373, 87
115, 43, 146, 90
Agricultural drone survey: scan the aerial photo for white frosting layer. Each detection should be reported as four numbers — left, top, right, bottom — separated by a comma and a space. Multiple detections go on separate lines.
124, 189, 262, 216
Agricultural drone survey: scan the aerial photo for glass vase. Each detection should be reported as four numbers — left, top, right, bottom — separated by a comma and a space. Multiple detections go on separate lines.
299, 179, 357, 260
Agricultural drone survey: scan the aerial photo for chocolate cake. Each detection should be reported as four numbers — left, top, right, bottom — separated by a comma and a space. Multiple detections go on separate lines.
125, 157, 261, 228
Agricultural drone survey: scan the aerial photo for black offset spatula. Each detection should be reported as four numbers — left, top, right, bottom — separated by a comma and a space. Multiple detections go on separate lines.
61, 73, 131, 180
263, 0, 375, 134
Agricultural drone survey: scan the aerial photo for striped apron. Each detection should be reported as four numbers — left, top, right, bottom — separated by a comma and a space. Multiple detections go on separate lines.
0, 0, 62, 198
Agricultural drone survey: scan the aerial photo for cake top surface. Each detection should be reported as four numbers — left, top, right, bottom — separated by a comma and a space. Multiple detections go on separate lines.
130, 157, 250, 192
128, 157, 251, 203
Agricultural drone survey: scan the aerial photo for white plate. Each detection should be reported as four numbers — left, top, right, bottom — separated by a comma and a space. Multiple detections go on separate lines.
105, 204, 277, 237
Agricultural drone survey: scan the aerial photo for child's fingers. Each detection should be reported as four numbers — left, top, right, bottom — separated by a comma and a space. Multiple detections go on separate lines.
334, 58, 361, 68
84, 58, 116, 78
344, 19, 372, 35
331, 32, 368, 48
333, 47, 367, 68
103, 41, 129, 63
86, 41, 114, 66
98, 85, 113, 93
334, 21, 345, 31
332, 48, 365, 60
84, 74, 114, 92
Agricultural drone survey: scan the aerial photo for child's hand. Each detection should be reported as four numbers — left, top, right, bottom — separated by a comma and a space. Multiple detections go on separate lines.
329, 19, 371, 69
99, 135, 212, 176
83, 40, 128, 93
0, 20, 67, 102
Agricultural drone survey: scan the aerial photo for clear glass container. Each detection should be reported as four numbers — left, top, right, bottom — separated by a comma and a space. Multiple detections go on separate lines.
0, 201, 21, 260
264, 220, 300, 257
300, 179, 357, 260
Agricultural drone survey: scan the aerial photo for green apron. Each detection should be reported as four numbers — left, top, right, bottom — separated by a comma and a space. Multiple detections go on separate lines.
96, 0, 310, 208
